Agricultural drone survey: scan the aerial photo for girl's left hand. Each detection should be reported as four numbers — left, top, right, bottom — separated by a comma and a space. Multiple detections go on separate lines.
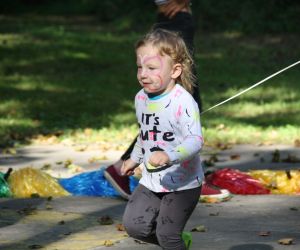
148, 151, 170, 167
121, 159, 139, 176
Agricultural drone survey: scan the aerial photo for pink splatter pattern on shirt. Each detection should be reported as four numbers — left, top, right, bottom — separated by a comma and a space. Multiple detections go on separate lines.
176, 105, 183, 120
137, 95, 147, 101
149, 131, 155, 140
182, 160, 190, 169
181, 160, 197, 172
196, 135, 204, 142
174, 88, 183, 98
184, 135, 203, 143
156, 141, 167, 147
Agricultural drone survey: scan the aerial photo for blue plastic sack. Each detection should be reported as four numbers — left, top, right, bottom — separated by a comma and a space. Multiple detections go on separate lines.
59, 168, 139, 197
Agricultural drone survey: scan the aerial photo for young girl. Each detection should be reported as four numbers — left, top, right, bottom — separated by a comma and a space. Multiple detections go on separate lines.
122, 28, 204, 250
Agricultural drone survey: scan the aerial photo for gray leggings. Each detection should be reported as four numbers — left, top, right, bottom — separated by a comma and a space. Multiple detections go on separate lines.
123, 184, 201, 250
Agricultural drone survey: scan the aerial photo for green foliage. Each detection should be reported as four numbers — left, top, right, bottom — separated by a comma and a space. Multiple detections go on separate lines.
0, 0, 299, 33
0, 15, 299, 148
193, 0, 300, 33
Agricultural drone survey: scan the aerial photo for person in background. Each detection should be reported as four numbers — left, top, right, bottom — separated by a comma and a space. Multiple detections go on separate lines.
122, 28, 202, 249
104, 0, 230, 201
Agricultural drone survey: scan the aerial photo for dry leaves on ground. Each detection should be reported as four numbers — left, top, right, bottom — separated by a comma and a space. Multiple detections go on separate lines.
259, 231, 271, 236
103, 240, 114, 246
191, 225, 207, 232
230, 154, 241, 160
116, 223, 125, 231
98, 215, 114, 225
278, 238, 294, 245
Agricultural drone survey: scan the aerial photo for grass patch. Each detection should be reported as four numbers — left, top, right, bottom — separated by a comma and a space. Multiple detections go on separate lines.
0, 15, 299, 148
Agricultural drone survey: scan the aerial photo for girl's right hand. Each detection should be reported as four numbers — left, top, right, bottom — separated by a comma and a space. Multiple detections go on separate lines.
121, 159, 139, 176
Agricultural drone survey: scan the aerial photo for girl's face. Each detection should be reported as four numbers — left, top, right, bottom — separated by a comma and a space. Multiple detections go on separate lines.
136, 44, 181, 95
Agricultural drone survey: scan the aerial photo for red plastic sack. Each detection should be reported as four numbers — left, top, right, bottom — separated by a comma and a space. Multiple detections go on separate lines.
207, 168, 270, 195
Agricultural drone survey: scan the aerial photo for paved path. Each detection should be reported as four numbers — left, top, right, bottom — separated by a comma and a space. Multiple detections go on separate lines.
0, 195, 299, 250
0, 143, 300, 249
1, 144, 300, 176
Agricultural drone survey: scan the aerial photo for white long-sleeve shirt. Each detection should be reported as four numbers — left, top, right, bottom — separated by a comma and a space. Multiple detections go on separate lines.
131, 84, 204, 192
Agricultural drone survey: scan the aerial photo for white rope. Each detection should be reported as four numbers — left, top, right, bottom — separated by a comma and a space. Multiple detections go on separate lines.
200, 60, 300, 115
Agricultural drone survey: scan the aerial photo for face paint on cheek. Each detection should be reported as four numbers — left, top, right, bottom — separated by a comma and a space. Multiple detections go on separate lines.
141, 54, 164, 80
157, 75, 164, 86
149, 74, 163, 89
137, 53, 167, 91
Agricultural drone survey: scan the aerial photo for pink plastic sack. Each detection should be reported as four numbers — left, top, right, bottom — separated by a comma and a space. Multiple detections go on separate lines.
207, 168, 270, 195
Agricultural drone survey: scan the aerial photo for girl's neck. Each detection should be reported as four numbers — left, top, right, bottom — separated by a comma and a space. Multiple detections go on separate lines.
147, 84, 177, 100
147, 92, 168, 100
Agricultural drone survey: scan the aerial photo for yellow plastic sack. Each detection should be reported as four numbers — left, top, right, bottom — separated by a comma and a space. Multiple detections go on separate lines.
8, 167, 70, 198
248, 170, 300, 195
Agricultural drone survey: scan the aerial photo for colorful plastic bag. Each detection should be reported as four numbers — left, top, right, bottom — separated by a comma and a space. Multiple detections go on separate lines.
0, 169, 12, 197
8, 167, 70, 198
207, 168, 270, 195
249, 170, 300, 195
59, 168, 139, 197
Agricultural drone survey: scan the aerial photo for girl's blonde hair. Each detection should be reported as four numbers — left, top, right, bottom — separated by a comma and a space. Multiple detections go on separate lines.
135, 28, 195, 94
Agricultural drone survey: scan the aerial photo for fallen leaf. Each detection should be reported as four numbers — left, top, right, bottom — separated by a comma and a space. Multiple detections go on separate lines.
28, 244, 44, 249
74, 145, 88, 152
103, 240, 114, 246
116, 223, 125, 231
278, 238, 293, 245
31, 193, 40, 198
18, 206, 37, 215
66, 164, 83, 173
32, 134, 59, 145
64, 159, 73, 168
230, 154, 240, 160
203, 155, 219, 167
3, 148, 17, 155
191, 225, 207, 232
259, 231, 270, 236
215, 142, 232, 150
88, 157, 97, 163
40, 164, 52, 170
282, 154, 300, 163
272, 149, 280, 162
98, 215, 114, 225
209, 212, 219, 216
46, 204, 53, 210
89, 155, 108, 163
